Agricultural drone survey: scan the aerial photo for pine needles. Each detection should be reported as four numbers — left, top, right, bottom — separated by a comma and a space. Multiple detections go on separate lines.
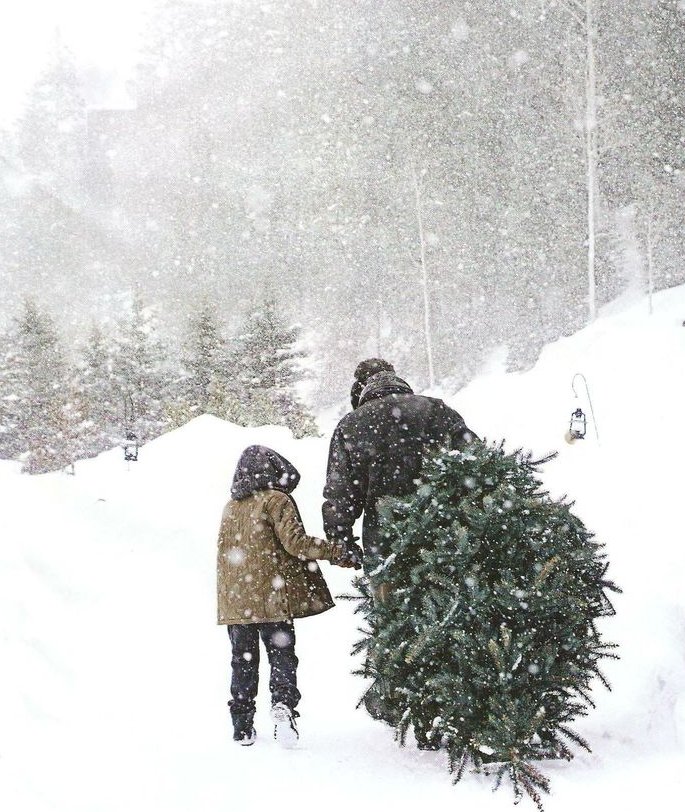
349, 441, 621, 809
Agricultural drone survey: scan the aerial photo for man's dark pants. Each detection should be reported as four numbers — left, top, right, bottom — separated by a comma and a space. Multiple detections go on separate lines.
227, 621, 301, 730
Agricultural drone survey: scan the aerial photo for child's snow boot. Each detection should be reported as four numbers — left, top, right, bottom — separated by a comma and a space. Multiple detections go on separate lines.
271, 702, 299, 747
232, 714, 257, 746
233, 727, 256, 746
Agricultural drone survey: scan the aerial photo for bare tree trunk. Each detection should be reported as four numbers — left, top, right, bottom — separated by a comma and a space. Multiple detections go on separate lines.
410, 163, 435, 389
585, 0, 598, 323
376, 297, 383, 355
646, 196, 654, 315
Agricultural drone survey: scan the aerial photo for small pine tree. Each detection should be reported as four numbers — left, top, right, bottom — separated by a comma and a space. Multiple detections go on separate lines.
172, 301, 237, 424
349, 442, 620, 810
111, 291, 171, 444
233, 297, 318, 437
0, 328, 19, 460
5, 300, 76, 473
71, 323, 121, 458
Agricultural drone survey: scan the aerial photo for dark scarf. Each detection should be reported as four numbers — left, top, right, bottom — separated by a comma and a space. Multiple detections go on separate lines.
357, 371, 414, 407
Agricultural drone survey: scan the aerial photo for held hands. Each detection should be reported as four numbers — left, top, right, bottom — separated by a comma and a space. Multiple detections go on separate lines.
333, 540, 364, 570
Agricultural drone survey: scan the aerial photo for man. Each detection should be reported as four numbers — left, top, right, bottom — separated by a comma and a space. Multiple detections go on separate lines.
323, 358, 477, 570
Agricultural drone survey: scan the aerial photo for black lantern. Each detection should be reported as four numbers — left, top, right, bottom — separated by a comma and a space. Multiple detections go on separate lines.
567, 373, 600, 445
123, 430, 139, 462
122, 392, 139, 462
568, 407, 587, 441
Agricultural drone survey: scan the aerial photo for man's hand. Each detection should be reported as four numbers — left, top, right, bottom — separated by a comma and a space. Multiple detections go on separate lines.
333, 541, 364, 570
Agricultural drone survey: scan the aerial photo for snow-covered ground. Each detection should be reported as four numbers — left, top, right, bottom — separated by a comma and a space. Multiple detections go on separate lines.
2, 285, 685, 811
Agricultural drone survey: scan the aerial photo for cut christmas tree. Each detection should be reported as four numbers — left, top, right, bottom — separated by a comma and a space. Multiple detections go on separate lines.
347, 441, 621, 810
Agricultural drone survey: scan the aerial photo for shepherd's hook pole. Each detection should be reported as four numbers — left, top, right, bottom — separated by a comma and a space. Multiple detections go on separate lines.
572, 372, 600, 444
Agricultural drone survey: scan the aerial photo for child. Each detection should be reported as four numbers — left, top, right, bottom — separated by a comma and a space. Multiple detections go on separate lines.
217, 445, 355, 746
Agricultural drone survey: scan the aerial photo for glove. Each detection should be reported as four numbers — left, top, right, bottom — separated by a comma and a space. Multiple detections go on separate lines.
344, 542, 364, 570
332, 540, 364, 570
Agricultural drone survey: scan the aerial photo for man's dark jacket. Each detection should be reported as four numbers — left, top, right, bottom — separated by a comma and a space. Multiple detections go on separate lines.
322, 372, 477, 560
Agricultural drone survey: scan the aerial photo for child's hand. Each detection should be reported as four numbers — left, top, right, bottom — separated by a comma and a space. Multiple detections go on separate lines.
338, 542, 363, 570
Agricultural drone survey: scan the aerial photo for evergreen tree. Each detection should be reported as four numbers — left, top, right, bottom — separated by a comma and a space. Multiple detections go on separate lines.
71, 323, 120, 458
349, 442, 620, 809
233, 298, 318, 437
111, 291, 171, 444
17, 33, 86, 197
0, 327, 19, 460
172, 301, 237, 424
4, 300, 76, 473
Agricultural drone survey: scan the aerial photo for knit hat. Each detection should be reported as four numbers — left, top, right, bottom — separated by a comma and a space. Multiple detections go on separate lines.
350, 358, 395, 409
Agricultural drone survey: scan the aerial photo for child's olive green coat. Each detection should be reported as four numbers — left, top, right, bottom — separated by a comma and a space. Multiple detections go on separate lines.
217, 489, 344, 625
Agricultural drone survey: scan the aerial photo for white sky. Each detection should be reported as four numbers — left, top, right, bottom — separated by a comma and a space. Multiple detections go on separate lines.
0, 0, 155, 125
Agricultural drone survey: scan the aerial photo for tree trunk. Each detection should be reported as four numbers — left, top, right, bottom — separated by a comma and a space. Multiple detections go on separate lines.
410, 163, 435, 389
585, 0, 598, 323
646, 196, 654, 315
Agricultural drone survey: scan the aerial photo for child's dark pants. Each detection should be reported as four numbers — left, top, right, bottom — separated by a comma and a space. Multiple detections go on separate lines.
227, 621, 301, 729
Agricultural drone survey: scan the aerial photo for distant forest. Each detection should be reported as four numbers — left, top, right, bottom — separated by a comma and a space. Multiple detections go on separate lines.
1, 0, 683, 409
0, 293, 317, 472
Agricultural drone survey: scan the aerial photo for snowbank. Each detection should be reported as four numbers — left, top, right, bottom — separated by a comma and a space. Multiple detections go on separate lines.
1, 285, 684, 811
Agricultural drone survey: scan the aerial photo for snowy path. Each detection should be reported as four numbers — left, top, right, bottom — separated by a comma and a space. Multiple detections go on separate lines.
0, 423, 478, 812
2, 287, 685, 811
